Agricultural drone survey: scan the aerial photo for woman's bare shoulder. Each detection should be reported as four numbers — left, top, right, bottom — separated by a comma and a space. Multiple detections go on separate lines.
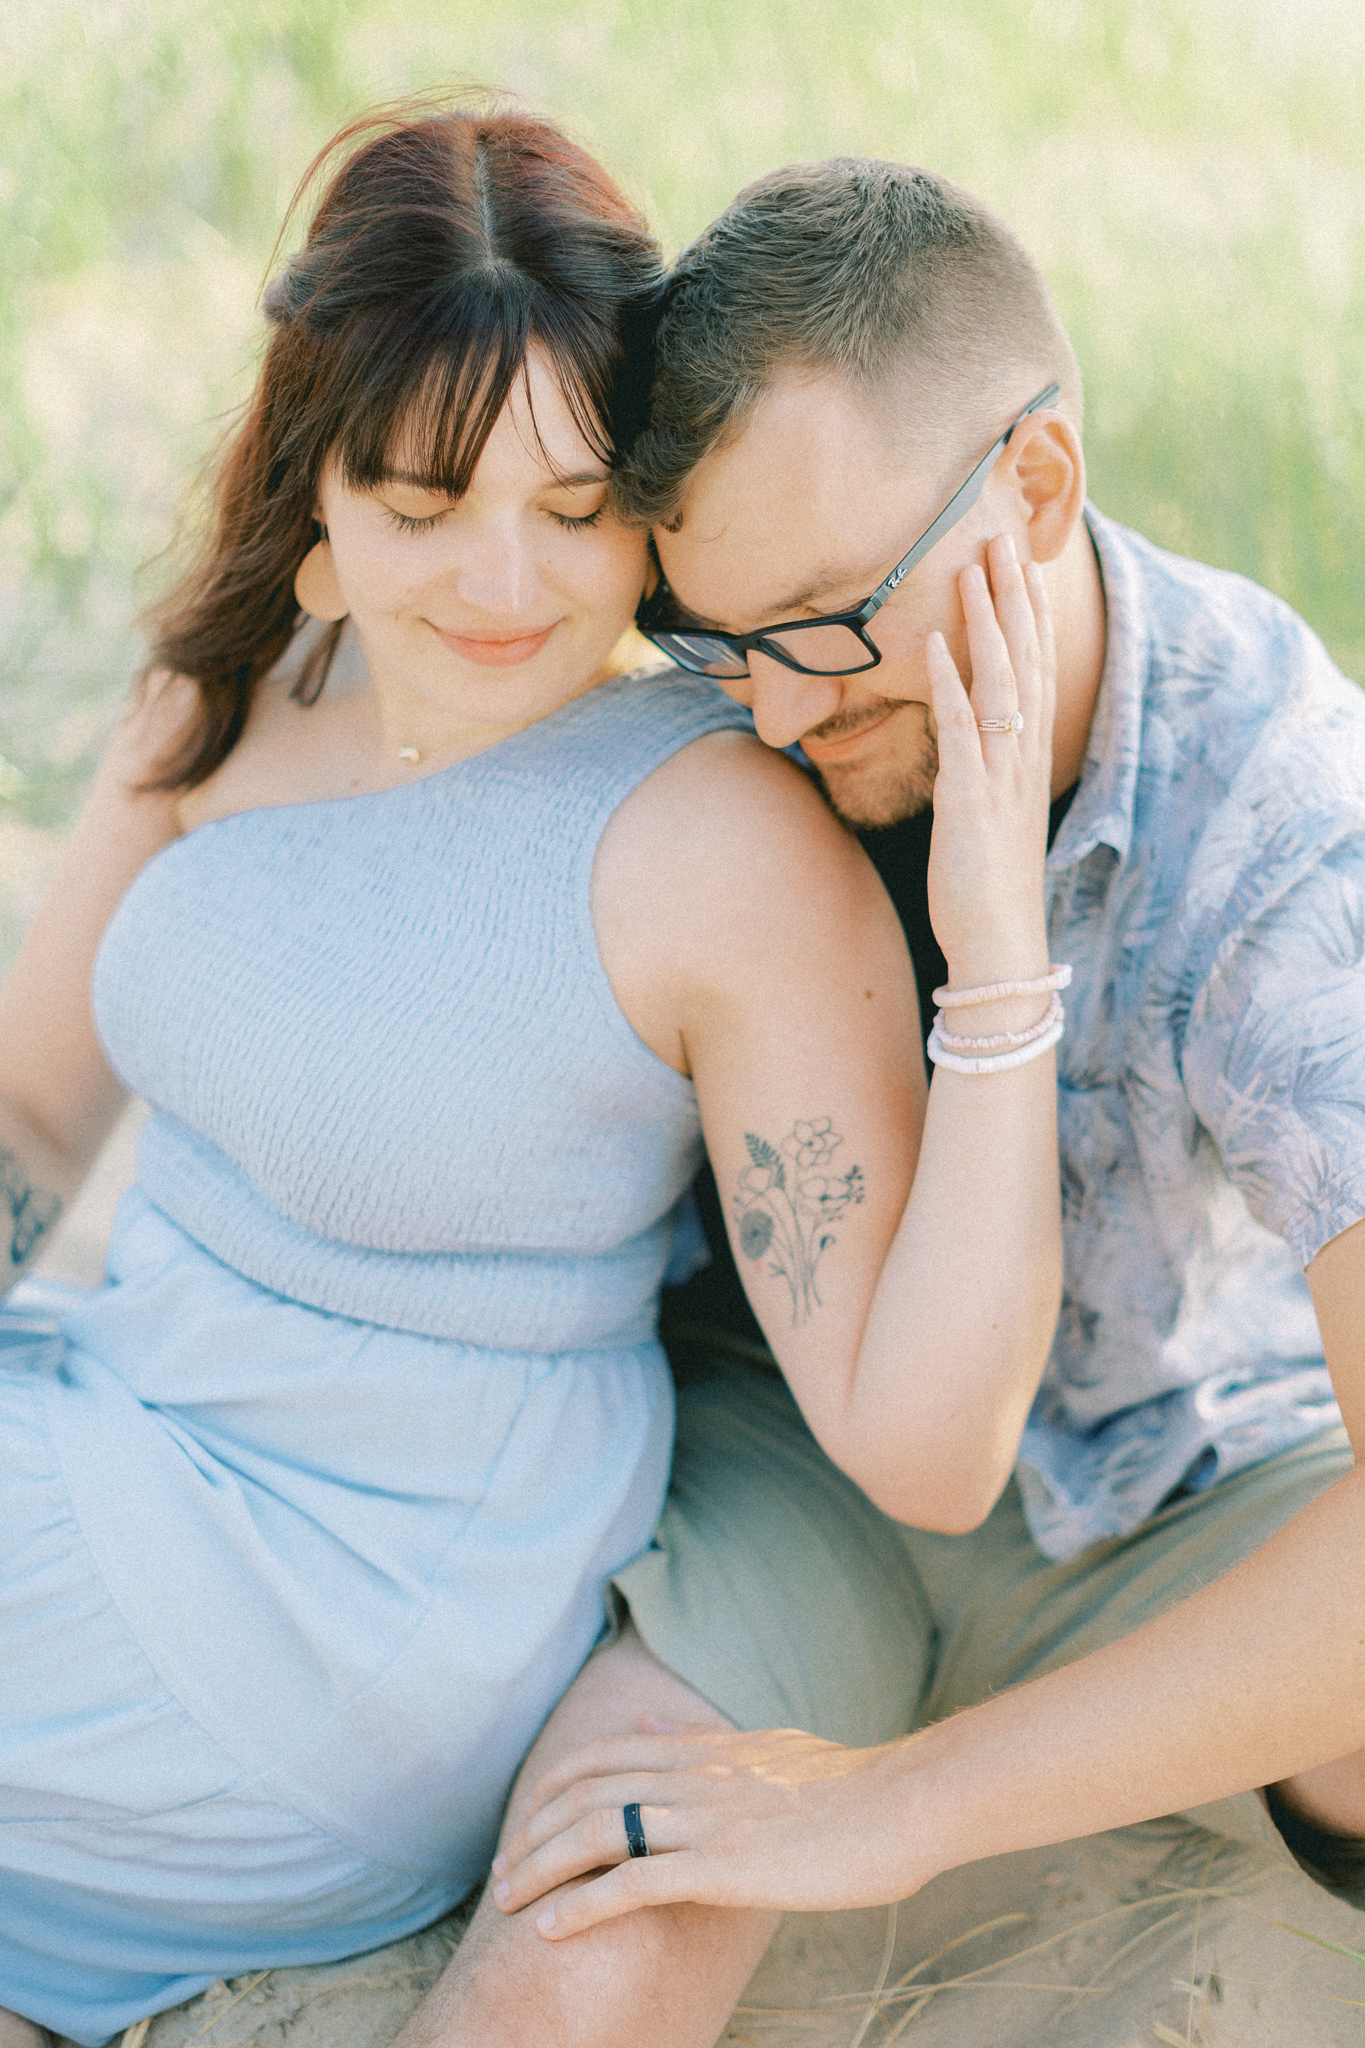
606, 724, 873, 914
593, 723, 900, 1068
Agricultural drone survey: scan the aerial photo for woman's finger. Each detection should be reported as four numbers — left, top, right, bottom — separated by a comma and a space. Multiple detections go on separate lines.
986, 534, 1042, 725
958, 558, 1019, 734
925, 629, 985, 786
1025, 560, 1058, 759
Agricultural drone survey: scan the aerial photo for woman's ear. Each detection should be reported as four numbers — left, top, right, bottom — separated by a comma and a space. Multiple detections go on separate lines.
1009, 415, 1086, 566
295, 533, 349, 621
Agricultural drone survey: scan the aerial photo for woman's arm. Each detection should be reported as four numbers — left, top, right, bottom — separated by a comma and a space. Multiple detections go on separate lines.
596, 538, 1060, 1528
0, 682, 187, 1294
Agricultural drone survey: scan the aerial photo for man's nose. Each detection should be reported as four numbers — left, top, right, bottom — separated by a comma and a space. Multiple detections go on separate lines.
742, 651, 843, 751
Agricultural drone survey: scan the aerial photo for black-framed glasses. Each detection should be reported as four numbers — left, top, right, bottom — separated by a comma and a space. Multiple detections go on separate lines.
637, 382, 1061, 679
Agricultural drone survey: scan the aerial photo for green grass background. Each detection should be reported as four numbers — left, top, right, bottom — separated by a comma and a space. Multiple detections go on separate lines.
2, 0, 1363, 851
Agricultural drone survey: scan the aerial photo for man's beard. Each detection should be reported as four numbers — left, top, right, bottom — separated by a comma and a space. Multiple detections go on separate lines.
807, 703, 939, 829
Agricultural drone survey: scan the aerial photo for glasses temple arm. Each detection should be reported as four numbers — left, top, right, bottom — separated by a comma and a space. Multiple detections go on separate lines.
860, 380, 1062, 622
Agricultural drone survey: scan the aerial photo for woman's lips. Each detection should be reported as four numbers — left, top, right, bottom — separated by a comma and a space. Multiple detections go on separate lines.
429, 621, 558, 667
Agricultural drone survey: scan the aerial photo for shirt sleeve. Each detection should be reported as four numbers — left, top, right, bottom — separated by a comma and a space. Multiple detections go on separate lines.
1181, 828, 1365, 1270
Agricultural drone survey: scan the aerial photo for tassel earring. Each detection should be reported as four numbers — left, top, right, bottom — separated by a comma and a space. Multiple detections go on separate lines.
295, 525, 348, 621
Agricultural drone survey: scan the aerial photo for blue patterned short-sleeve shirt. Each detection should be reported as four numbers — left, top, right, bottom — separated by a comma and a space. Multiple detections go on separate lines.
1015, 508, 1365, 1560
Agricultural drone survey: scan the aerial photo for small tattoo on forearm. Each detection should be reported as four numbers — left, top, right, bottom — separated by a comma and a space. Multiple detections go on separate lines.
734, 1118, 865, 1323
1, 1147, 62, 1270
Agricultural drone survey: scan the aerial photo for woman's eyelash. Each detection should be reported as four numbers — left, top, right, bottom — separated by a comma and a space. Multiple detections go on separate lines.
383, 505, 605, 535
386, 508, 444, 535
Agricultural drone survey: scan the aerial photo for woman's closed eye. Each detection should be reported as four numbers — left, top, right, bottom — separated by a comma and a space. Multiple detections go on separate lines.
548, 504, 606, 533
384, 506, 449, 535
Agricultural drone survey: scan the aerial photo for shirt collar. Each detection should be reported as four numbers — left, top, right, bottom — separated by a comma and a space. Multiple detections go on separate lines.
1046, 504, 1150, 875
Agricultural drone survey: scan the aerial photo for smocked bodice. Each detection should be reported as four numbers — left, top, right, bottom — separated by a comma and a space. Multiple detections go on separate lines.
92, 667, 752, 1349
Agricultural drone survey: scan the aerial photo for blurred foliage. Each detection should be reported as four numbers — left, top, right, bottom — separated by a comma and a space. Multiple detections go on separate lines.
1, 0, 1362, 840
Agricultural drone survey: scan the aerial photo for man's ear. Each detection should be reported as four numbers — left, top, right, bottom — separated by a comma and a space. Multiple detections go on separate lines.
1007, 415, 1086, 565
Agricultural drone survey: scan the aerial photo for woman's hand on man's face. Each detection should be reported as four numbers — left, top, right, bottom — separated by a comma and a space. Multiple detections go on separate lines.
925, 530, 1057, 992
488, 1721, 935, 1937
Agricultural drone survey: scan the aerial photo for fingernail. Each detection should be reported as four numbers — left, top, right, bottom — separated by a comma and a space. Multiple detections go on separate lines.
492, 1852, 506, 1877
493, 1879, 511, 1905
537, 1906, 557, 1935
1002, 533, 1018, 561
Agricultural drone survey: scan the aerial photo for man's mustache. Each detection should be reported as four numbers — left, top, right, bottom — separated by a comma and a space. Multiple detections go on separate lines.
803, 698, 921, 746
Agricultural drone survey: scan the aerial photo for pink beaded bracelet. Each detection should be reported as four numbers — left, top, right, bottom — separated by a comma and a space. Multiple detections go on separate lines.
931, 963, 1073, 1009
934, 991, 1063, 1054
927, 1008, 1065, 1074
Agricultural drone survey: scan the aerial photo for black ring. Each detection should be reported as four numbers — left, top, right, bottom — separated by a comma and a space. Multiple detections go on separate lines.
622, 1801, 649, 1858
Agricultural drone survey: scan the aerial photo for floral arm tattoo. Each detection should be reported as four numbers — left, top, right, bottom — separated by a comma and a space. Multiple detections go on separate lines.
733, 1118, 865, 1323
2, 1146, 62, 1279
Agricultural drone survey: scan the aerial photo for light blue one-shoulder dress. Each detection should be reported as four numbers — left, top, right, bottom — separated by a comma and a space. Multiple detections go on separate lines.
0, 667, 751, 2043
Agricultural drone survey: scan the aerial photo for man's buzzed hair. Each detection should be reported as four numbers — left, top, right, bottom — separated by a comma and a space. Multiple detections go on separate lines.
617, 158, 1083, 525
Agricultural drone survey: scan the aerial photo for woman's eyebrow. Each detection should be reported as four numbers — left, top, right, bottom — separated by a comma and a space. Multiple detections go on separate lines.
379, 468, 611, 491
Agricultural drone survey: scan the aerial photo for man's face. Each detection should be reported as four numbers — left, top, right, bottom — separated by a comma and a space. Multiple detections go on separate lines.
654, 368, 1008, 827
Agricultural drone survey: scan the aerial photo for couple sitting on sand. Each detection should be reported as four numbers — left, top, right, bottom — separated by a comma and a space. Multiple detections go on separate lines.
0, 95, 1362, 2048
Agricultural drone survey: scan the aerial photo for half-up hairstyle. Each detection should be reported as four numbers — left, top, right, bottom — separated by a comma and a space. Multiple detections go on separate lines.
140, 96, 664, 789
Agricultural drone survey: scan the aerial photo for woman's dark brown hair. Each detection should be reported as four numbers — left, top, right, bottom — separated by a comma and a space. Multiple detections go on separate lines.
141, 97, 665, 789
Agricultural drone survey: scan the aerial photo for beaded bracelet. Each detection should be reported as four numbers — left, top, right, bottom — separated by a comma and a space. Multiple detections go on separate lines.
927, 1007, 1065, 1075
934, 991, 1063, 1054
931, 963, 1073, 1010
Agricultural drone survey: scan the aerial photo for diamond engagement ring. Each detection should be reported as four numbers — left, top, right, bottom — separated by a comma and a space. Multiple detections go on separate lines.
976, 712, 1024, 734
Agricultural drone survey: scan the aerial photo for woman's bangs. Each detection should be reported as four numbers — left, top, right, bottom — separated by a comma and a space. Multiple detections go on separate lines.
332, 294, 617, 501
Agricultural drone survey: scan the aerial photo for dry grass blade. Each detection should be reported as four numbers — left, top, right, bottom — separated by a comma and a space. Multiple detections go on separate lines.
890, 1892, 1184, 2008
1247, 1919, 1365, 1969
1175, 1840, 1220, 2048
1203, 1974, 1365, 2012
733, 1912, 1035, 2015
187, 1973, 272, 2043
120, 2022, 152, 2048
1059, 1906, 1188, 2016
847, 1902, 898, 2048
879, 1978, 1109, 2043
1156, 1880, 1365, 1969
882, 1912, 1034, 1995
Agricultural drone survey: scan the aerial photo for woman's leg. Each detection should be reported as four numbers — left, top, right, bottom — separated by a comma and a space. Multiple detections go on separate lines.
393, 1624, 780, 2048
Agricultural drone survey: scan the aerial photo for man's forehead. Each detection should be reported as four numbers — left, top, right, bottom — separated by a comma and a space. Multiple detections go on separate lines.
658, 374, 919, 627
657, 366, 950, 627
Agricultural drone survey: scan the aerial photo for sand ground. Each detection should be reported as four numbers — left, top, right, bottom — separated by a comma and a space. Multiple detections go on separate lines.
32, 1111, 1365, 2048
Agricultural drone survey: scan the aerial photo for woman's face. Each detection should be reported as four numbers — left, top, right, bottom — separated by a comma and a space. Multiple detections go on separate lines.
317, 346, 646, 731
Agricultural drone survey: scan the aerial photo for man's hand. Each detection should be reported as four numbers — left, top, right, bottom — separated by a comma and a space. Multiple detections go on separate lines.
490, 1721, 934, 1939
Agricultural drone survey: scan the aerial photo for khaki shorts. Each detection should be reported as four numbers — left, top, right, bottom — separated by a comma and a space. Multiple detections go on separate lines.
611, 1327, 1358, 1901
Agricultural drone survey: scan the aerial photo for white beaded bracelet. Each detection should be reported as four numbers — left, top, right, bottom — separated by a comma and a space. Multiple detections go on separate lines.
927, 1007, 1065, 1074
932, 963, 1073, 1010
934, 990, 1063, 1054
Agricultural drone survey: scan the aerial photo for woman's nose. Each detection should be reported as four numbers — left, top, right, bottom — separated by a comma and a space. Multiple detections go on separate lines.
743, 650, 844, 751
441, 517, 536, 619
